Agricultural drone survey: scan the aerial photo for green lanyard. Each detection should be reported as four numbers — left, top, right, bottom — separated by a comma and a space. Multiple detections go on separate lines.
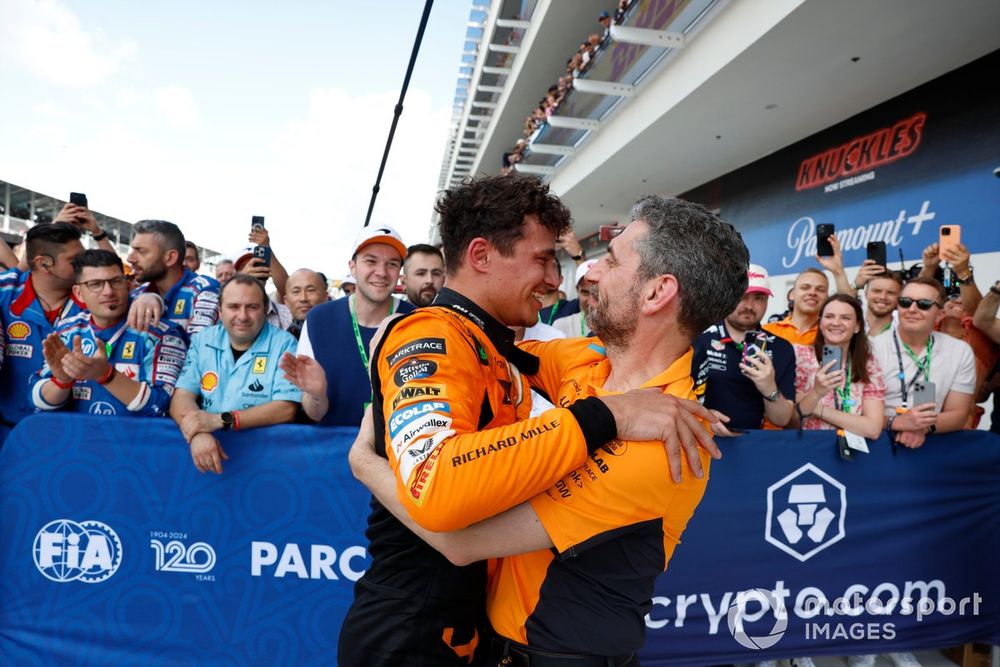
545, 300, 562, 326
833, 358, 853, 414
901, 336, 933, 383
348, 295, 396, 370
579, 313, 586, 336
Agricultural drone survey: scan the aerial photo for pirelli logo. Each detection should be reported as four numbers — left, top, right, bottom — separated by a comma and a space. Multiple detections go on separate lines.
386, 338, 447, 367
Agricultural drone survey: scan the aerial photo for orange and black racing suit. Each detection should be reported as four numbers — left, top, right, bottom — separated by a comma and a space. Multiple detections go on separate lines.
337, 288, 617, 666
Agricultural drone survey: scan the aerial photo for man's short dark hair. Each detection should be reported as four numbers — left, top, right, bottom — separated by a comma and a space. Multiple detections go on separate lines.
184, 240, 199, 256
867, 270, 904, 288
435, 174, 572, 276
904, 275, 946, 302
316, 271, 329, 286
26, 222, 82, 262
134, 219, 186, 259
72, 249, 123, 277
221, 272, 268, 305
629, 195, 749, 336
405, 243, 444, 266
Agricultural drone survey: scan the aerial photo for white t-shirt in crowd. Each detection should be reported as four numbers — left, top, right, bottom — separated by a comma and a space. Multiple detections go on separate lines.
870, 328, 975, 416
521, 321, 566, 417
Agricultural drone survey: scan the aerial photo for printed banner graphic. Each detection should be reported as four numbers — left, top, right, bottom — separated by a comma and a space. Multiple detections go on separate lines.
0, 415, 997, 665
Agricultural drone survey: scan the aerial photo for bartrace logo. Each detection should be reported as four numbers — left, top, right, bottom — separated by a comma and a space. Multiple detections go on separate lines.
34, 519, 123, 583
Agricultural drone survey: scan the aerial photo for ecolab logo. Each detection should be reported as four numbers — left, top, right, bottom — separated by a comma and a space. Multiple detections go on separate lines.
796, 112, 925, 191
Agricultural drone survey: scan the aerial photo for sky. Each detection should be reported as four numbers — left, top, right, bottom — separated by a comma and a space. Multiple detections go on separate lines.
0, 0, 473, 277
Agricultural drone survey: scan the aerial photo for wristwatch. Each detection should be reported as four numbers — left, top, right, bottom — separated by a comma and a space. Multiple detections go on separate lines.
955, 266, 973, 284
570, 251, 585, 261
91, 230, 108, 241
763, 388, 781, 402
220, 412, 235, 431
990, 281, 1000, 296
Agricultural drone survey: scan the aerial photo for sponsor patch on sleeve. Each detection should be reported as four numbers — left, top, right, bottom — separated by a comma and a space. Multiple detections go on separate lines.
399, 430, 454, 494
390, 384, 447, 410
386, 338, 447, 367
391, 412, 454, 458
388, 401, 451, 440
392, 358, 438, 387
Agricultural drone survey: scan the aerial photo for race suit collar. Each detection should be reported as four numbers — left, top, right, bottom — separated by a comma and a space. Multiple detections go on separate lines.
432, 287, 540, 374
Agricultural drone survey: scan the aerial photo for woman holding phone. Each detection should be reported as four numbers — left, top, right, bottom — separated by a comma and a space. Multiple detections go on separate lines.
791, 294, 886, 438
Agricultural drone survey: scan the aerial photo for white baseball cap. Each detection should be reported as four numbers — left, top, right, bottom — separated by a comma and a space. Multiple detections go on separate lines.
746, 263, 773, 296
574, 259, 598, 286
353, 225, 407, 261
341, 273, 356, 286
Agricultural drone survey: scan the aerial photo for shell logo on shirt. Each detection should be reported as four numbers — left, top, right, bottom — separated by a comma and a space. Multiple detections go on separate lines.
7, 322, 31, 339
201, 371, 219, 393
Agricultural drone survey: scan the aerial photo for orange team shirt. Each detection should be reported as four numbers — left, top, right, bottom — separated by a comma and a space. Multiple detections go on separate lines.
375, 304, 600, 533
485, 338, 712, 656
763, 316, 818, 346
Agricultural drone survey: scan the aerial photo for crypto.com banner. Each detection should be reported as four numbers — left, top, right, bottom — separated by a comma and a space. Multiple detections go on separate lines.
0, 415, 997, 665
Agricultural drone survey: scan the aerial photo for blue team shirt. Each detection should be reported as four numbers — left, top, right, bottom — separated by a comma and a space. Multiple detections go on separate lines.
176, 322, 301, 412
31, 313, 188, 417
131, 268, 220, 342
302, 296, 415, 426
692, 322, 797, 430
0, 269, 88, 425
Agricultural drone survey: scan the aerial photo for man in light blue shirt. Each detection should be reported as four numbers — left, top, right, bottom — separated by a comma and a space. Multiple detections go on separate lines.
171, 274, 300, 474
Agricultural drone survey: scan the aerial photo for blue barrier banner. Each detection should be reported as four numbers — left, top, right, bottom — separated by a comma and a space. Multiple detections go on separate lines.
1, 414, 998, 665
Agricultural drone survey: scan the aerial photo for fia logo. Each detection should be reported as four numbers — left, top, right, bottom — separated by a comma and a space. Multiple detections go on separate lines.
150, 539, 216, 574
34, 519, 123, 583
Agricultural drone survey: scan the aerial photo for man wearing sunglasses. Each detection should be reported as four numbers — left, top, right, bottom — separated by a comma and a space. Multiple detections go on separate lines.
30, 250, 187, 418
871, 277, 975, 448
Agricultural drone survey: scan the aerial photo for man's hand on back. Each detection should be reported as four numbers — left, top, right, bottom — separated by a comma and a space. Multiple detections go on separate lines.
600, 390, 721, 483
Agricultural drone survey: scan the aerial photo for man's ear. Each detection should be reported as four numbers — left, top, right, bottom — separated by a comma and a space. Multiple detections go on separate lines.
466, 238, 491, 273
643, 274, 680, 315
164, 248, 181, 269
72, 284, 84, 303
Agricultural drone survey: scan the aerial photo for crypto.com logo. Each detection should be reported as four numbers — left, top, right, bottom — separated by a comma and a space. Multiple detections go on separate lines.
727, 588, 788, 650
765, 463, 846, 562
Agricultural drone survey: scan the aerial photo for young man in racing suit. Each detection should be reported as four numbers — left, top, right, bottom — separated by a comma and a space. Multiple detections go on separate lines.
335, 177, 725, 666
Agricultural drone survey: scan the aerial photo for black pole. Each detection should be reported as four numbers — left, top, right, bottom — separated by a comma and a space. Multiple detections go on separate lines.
363, 0, 435, 227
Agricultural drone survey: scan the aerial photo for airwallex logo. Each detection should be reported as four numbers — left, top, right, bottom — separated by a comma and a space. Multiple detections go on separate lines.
33, 519, 123, 583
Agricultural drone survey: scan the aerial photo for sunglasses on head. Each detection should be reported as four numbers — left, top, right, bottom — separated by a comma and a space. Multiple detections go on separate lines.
898, 296, 941, 311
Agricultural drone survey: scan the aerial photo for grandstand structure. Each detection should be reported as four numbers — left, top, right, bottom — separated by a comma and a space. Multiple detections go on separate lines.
0, 178, 224, 271
436, 0, 1000, 310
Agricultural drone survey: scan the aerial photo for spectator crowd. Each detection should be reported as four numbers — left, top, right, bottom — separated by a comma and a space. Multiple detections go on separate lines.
0, 175, 996, 667
502, 2, 636, 173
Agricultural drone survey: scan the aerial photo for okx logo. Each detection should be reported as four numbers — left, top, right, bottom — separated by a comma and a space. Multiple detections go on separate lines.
34, 519, 123, 583
727, 588, 788, 650
766, 463, 846, 561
